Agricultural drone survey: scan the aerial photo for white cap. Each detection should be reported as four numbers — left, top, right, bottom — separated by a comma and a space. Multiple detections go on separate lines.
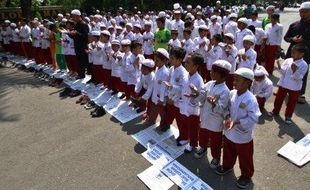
158, 11, 166, 18
84, 17, 90, 22
116, 26, 123, 30
99, 23, 106, 28
199, 25, 209, 30
254, 65, 269, 77
111, 40, 120, 46
174, 10, 181, 14
266, 5, 275, 10
107, 25, 114, 30
71, 9, 81, 16
10, 23, 16, 27
57, 13, 64, 17
224, 33, 235, 40
156, 48, 169, 59
300, 2, 310, 10
229, 13, 238, 18
235, 68, 254, 80
4, 20, 10, 24
212, 60, 231, 73
144, 21, 152, 26
134, 24, 142, 29
238, 17, 248, 25
187, 5, 192, 9
211, 15, 217, 20
173, 3, 180, 10
216, 1, 221, 4
125, 23, 133, 28
91, 30, 101, 36
142, 59, 155, 68
101, 30, 111, 37
243, 35, 255, 44
196, 5, 202, 10
121, 39, 131, 45
61, 18, 68, 23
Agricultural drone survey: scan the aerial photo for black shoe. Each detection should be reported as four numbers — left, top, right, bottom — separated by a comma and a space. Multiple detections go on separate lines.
59, 88, 72, 97
236, 177, 251, 189
119, 94, 126, 99
111, 90, 118, 95
70, 90, 81, 97
90, 106, 99, 114
160, 125, 170, 132
215, 166, 233, 176
91, 107, 106, 117
136, 108, 145, 113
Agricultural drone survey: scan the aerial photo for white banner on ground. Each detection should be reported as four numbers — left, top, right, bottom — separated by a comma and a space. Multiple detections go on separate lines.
142, 145, 174, 169
185, 179, 213, 190
162, 160, 198, 189
157, 135, 185, 159
137, 165, 174, 190
277, 137, 310, 166
132, 124, 179, 149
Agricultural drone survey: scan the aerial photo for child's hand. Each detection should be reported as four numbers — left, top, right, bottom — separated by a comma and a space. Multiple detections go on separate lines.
184, 93, 193, 98
163, 81, 172, 88
292, 35, 303, 43
189, 83, 198, 93
291, 63, 298, 73
224, 118, 233, 130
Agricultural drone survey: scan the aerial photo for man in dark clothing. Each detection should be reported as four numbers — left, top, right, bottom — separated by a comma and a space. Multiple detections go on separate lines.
69, 9, 90, 79
284, 2, 310, 103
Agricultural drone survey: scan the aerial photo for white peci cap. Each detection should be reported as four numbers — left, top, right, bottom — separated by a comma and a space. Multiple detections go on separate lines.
254, 65, 269, 77
111, 40, 120, 46
300, 2, 310, 10
156, 48, 169, 59
238, 17, 248, 25
243, 35, 255, 44
235, 68, 254, 80
142, 59, 155, 68
71, 9, 81, 16
121, 39, 131, 45
212, 60, 231, 73
100, 30, 111, 37
224, 33, 235, 40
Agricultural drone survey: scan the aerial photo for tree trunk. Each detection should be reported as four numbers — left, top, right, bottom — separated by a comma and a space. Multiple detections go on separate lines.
20, 0, 32, 19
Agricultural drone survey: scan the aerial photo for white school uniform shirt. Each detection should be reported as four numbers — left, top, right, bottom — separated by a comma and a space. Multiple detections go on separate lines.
278, 58, 309, 91
41, 28, 50, 49
125, 54, 145, 85
152, 65, 170, 104
120, 51, 132, 82
194, 36, 210, 63
197, 81, 230, 132
222, 44, 238, 74
222, 16, 230, 26
101, 42, 112, 70
31, 27, 41, 47
123, 31, 134, 41
265, 23, 283, 46
115, 33, 124, 42
224, 21, 238, 39
237, 48, 257, 70
142, 31, 154, 55
168, 65, 189, 108
135, 72, 155, 100
194, 19, 206, 27
90, 41, 104, 65
191, 26, 200, 40
254, 28, 266, 46
235, 28, 254, 50
180, 72, 204, 117
206, 45, 223, 70
251, 77, 273, 99
168, 38, 182, 48
133, 32, 143, 44
111, 50, 124, 78
248, 19, 262, 28
224, 89, 261, 144
12, 28, 20, 42
171, 19, 185, 40
1, 30, 10, 44
182, 38, 195, 55
19, 25, 31, 42
5, 26, 12, 43
88, 42, 94, 63
209, 22, 222, 38
62, 33, 75, 55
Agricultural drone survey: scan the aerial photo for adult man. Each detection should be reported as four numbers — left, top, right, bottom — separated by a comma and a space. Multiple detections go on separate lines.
284, 2, 310, 103
68, 9, 90, 79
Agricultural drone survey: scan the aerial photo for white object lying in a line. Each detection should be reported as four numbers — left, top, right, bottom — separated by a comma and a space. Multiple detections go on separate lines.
137, 165, 174, 190
142, 145, 174, 169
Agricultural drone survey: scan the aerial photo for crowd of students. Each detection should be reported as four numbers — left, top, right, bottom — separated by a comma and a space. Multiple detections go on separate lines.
1, 1, 310, 189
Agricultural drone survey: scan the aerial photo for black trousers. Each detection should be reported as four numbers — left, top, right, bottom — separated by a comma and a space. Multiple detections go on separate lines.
76, 51, 92, 78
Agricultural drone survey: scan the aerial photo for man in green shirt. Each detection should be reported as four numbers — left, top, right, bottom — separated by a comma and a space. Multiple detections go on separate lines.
154, 17, 171, 51
262, 5, 275, 29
